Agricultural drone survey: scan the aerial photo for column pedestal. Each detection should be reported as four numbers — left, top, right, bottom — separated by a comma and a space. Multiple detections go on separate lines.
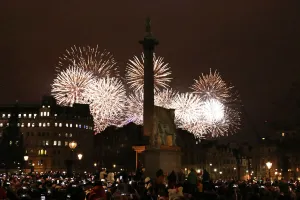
144, 145, 181, 178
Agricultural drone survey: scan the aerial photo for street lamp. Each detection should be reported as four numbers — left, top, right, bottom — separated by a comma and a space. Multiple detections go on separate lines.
113, 164, 116, 168
77, 153, 83, 160
94, 163, 97, 167
266, 161, 272, 179
24, 155, 29, 162
69, 141, 77, 150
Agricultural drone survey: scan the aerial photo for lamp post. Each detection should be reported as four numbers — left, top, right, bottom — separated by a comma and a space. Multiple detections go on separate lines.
24, 154, 29, 173
266, 161, 272, 180
77, 153, 83, 173
66, 141, 77, 177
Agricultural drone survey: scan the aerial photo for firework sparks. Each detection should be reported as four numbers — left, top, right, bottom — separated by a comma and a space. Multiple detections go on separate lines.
154, 89, 178, 109
51, 66, 95, 106
125, 91, 144, 125
126, 53, 172, 92
191, 69, 232, 102
58, 45, 118, 78
82, 77, 126, 132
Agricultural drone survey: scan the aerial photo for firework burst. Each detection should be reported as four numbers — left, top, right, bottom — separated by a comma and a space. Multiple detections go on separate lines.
125, 91, 144, 125
82, 77, 126, 132
126, 53, 172, 92
154, 89, 178, 109
58, 45, 118, 78
51, 66, 95, 106
191, 69, 232, 102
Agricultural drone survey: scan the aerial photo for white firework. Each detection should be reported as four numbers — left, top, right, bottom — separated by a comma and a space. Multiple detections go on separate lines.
172, 93, 203, 127
154, 89, 178, 109
125, 91, 144, 125
202, 99, 225, 124
83, 77, 126, 132
58, 45, 118, 78
51, 66, 95, 106
126, 53, 172, 92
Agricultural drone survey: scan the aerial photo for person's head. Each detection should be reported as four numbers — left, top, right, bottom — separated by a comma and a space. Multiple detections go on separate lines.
190, 168, 195, 173
156, 169, 164, 183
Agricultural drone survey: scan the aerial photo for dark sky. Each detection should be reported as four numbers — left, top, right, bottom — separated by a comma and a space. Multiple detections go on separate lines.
0, 1, 300, 127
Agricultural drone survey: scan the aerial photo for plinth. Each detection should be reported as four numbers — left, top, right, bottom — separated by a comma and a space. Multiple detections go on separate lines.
144, 145, 181, 178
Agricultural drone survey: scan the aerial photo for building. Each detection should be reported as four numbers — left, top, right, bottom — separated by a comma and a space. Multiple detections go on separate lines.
0, 96, 94, 172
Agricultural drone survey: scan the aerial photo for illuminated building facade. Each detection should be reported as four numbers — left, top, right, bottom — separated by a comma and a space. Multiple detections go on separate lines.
0, 96, 94, 172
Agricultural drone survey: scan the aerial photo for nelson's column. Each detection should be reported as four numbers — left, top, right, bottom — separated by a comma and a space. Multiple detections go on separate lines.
136, 18, 181, 177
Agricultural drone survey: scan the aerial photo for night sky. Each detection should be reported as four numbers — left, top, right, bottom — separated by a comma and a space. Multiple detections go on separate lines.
1, 1, 300, 132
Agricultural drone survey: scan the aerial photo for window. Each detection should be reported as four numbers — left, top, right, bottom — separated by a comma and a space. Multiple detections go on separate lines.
41, 112, 43, 117
27, 123, 31, 127
76, 124, 78, 128
17, 123, 20, 127
29, 114, 32, 118
43, 112, 47, 116
23, 114, 26, 117
18, 114, 21, 118
282, 132, 285, 137
39, 123, 42, 127
66, 123, 68, 127
46, 141, 49, 146
47, 112, 50, 116
42, 105, 45, 108
59, 123, 62, 127
58, 141, 61, 146
34, 113, 37, 118
2, 114, 5, 118
32, 123, 35, 127
8, 114, 11, 118
9, 141, 12, 145
79, 124, 82, 128
65, 141, 68, 146
0, 123, 3, 127
55, 123, 57, 127
48, 105, 50, 108
21, 123, 24, 127
70, 124, 72, 128
42, 141, 46, 146
53, 141, 57, 146
47, 123, 50, 127
42, 123, 46, 127
69, 133, 72, 137
54, 114, 57, 117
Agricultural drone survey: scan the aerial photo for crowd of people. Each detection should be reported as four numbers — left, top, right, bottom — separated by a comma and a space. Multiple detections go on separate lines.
0, 168, 299, 199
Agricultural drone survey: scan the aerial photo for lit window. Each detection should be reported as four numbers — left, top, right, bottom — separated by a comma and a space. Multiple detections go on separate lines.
42, 105, 45, 108
47, 112, 50, 116
21, 123, 24, 127
27, 123, 30, 127
54, 114, 57, 117
69, 133, 72, 137
58, 133, 61, 137
65, 141, 68, 146
45, 150, 47, 155
48, 105, 50, 108
79, 124, 81, 128
8, 114, 11, 118
38, 160, 41, 165
34, 114, 37, 118
65, 133, 68, 137
2, 114, 5, 118
41, 112, 43, 117
53, 141, 57, 146
58, 141, 61, 146
6, 123, 9, 126
59, 123, 62, 127
46, 141, 49, 146
0, 123, 2, 127
282, 132, 285, 137
55, 123, 57, 127
32, 123, 35, 127
17, 123, 20, 127
47, 123, 50, 127
70, 124, 72, 128
29, 114, 32, 118
9, 141, 12, 145
18, 114, 21, 118
43, 123, 46, 127
66, 123, 68, 127
76, 124, 78, 128
43, 112, 47, 116
42, 141, 46, 146
23, 114, 26, 117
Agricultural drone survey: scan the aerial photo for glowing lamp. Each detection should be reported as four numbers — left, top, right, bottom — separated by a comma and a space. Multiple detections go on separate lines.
69, 141, 77, 150
266, 162, 272, 170
24, 155, 29, 161
77, 153, 83, 160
